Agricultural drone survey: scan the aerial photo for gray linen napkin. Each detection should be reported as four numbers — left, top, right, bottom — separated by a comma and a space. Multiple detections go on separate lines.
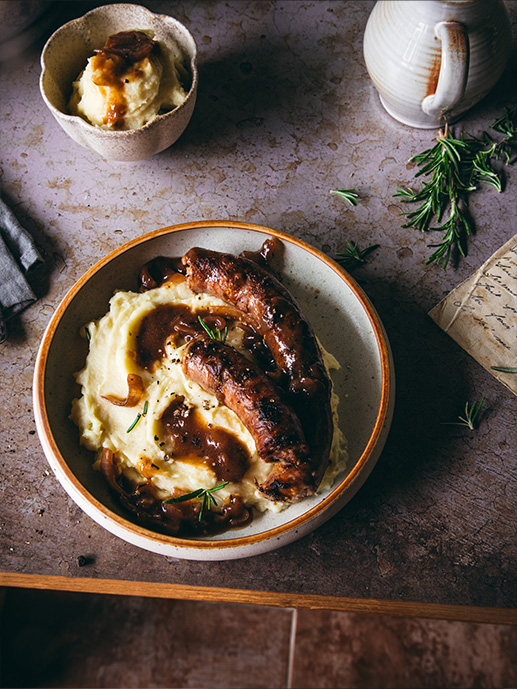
0, 195, 43, 343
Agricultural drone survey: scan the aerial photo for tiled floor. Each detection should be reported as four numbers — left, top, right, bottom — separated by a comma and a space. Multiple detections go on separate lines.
0, 588, 516, 688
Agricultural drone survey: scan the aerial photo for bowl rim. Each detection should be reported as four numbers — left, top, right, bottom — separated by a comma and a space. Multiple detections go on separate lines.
39, 2, 199, 135
33, 220, 393, 552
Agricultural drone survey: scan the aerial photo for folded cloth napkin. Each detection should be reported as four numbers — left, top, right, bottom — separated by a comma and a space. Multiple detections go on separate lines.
0, 195, 43, 343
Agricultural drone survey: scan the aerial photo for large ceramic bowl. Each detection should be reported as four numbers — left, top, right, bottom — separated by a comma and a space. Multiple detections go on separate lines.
33, 221, 394, 560
39, 3, 198, 161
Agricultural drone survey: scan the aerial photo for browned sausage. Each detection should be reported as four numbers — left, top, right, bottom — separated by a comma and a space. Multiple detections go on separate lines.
181, 338, 316, 502
182, 246, 333, 487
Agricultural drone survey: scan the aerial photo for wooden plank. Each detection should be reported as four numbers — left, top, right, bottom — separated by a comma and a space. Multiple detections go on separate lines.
1, 573, 515, 625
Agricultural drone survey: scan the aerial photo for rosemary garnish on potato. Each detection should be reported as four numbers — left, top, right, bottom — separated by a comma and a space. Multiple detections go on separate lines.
126, 413, 141, 433
126, 400, 148, 432
164, 481, 229, 521
395, 107, 517, 268
198, 315, 228, 343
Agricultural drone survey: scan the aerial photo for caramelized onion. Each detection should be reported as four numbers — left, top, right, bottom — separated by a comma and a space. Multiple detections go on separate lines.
99, 447, 120, 491
170, 314, 199, 337
240, 236, 278, 266
102, 374, 144, 407
99, 446, 251, 536
95, 30, 157, 63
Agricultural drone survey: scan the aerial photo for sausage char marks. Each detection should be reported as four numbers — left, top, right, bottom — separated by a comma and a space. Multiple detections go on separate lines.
182, 338, 316, 502
182, 245, 333, 495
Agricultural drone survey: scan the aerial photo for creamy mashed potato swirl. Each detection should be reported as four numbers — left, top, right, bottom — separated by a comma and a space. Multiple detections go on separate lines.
71, 279, 348, 528
68, 30, 188, 130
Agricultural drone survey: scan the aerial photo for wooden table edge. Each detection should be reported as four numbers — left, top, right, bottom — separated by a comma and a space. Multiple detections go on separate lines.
1, 573, 515, 625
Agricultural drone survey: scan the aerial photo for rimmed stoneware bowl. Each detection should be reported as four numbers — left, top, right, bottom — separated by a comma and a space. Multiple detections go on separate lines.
33, 221, 395, 561
39, 3, 198, 161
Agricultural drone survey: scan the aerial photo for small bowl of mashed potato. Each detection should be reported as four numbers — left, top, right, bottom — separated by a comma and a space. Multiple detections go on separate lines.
39, 3, 198, 161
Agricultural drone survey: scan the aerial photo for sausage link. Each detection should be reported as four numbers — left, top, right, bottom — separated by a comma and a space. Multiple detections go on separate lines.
182, 246, 333, 485
182, 338, 316, 502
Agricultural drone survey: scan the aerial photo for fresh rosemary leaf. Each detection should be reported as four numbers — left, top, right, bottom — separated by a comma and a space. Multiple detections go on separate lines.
330, 188, 360, 206
491, 366, 517, 374
394, 186, 416, 201
199, 493, 208, 521
164, 488, 205, 504
336, 240, 379, 269
126, 413, 141, 433
198, 316, 228, 343
442, 397, 485, 430
163, 482, 230, 521
198, 315, 215, 338
471, 156, 503, 192
210, 481, 229, 492
425, 200, 472, 268
490, 106, 517, 163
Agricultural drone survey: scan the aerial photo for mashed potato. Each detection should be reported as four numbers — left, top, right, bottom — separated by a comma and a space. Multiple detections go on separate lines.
68, 30, 188, 130
71, 279, 348, 529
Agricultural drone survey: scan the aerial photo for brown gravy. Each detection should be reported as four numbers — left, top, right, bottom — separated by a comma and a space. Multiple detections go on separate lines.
90, 30, 158, 129
126, 300, 253, 534
135, 303, 236, 370
139, 256, 185, 290
160, 395, 250, 483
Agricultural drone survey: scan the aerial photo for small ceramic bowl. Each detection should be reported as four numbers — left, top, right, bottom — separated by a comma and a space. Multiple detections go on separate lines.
39, 3, 198, 161
33, 221, 395, 561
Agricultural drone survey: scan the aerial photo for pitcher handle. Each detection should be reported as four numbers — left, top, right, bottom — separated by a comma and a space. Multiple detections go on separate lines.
422, 21, 469, 118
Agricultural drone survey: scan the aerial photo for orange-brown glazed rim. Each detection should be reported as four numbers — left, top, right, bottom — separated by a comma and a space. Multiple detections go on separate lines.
33, 220, 393, 552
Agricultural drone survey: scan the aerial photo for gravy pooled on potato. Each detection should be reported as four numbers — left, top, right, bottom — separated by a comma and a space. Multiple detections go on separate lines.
68, 30, 188, 130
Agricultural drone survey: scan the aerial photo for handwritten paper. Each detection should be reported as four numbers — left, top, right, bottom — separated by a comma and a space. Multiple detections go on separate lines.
429, 234, 517, 396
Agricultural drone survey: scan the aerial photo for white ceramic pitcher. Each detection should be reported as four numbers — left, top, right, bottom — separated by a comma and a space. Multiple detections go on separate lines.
363, 0, 512, 129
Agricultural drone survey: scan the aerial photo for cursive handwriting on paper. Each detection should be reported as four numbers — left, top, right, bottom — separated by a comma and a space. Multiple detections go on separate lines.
429, 235, 517, 396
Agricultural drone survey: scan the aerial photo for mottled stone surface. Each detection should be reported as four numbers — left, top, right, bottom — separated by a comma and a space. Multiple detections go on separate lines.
0, 1, 516, 608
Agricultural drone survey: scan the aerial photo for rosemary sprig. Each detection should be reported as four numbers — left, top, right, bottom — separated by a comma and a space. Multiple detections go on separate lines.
126, 413, 141, 433
164, 481, 229, 521
336, 240, 379, 269
486, 106, 517, 165
442, 397, 485, 430
425, 196, 473, 267
126, 400, 148, 432
395, 126, 475, 267
330, 188, 360, 206
396, 107, 517, 268
491, 366, 517, 374
198, 315, 228, 343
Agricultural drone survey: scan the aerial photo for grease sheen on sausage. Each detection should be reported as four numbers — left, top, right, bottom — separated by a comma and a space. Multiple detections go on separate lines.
181, 338, 316, 502
182, 246, 333, 487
